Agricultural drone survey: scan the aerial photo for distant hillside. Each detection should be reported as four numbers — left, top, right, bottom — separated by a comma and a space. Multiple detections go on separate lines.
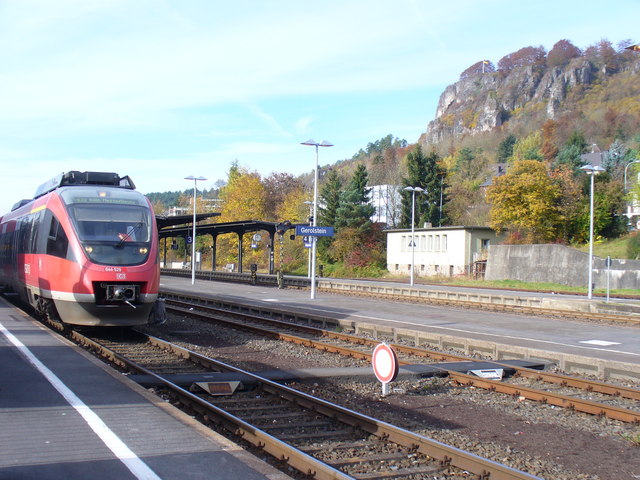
328, 39, 640, 190
421, 39, 640, 154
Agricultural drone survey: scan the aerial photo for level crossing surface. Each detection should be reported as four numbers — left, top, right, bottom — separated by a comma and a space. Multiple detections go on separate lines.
160, 275, 640, 369
0, 297, 291, 480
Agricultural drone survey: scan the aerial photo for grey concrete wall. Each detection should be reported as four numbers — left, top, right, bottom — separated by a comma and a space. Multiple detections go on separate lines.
485, 244, 640, 289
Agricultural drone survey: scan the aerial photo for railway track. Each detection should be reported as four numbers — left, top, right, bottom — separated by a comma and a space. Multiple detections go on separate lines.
159, 271, 640, 325
69, 328, 544, 480
163, 296, 640, 424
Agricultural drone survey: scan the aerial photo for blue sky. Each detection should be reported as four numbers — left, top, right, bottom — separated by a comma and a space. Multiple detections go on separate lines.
1, 0, 639, 214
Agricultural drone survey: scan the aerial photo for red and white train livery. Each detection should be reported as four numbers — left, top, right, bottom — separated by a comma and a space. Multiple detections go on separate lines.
0, 171, 161, 326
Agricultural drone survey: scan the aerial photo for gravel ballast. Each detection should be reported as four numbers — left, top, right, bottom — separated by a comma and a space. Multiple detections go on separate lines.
140, 313, 640, 480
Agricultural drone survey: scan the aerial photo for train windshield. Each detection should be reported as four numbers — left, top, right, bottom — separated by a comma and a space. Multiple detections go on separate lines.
62, 189, 153, 266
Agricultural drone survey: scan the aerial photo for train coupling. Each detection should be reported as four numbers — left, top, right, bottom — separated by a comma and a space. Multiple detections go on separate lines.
105, 284, 139, 309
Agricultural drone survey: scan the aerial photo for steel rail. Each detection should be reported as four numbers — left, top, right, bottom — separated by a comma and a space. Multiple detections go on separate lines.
75, 329, 543, 480
446, 371, 640, 423
70, 331, 353, 480
166, 299, 640, 424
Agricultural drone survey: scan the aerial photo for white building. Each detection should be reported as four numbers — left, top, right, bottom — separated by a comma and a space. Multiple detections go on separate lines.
386, 226, 504, 277
370, 184, 402, 226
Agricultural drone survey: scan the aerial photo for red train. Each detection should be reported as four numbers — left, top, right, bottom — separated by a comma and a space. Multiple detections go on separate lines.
0, 171, 161, 326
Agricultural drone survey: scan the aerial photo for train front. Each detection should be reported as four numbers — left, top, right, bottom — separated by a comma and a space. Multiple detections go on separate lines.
56, 186, 160, 326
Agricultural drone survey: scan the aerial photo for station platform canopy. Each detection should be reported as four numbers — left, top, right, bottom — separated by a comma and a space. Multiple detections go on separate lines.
157, 218, 301, 274
156, 213, 220, 230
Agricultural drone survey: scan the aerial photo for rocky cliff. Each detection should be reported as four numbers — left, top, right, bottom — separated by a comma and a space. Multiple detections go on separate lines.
422, 55, 640, 145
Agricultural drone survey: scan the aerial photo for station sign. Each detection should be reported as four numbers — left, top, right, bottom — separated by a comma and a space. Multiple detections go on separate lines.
295, 225, 334, 237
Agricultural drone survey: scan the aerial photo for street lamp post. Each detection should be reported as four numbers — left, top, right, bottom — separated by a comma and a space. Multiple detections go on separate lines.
303, 200, 314, 278
185, 175, 207, 285
403, 186, 423, 286
580, 165, 604, 299
301, 139, 333, 300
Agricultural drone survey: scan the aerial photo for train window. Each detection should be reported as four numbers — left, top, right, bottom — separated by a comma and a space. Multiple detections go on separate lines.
69, 205, 151, 243
18, 217, 32, 254
66, 203, 152, 266
29, 211, 41, 254
0, 222, 14, 266
47, 215, 69, 259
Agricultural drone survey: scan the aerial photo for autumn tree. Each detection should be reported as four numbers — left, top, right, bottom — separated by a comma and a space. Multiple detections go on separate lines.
584, 39, 617, 72
550, 166, 583, 241
444, 147, 492, 225
509, 131, 543, 163
219, 170, 266, 222
275, 186, 309, 273
263, 172, 304, 221
277, 186, 309, 223
546, 39, 581, 68
497, 46, 546, 72
487, 160, 563, 243
217, 169, 267, 268
541, 120, 559, 161
326, 224, 387, 272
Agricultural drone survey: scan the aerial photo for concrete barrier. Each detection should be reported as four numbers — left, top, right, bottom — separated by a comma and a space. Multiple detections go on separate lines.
485, 244, 640, 290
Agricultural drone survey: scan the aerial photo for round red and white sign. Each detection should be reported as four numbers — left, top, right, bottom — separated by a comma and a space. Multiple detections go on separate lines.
372, 343, 398, 384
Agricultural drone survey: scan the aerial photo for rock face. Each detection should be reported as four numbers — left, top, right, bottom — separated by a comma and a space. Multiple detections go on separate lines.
423, 56, 634, 145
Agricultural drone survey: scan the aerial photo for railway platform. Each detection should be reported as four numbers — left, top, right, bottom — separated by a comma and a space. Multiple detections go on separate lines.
0, 297, 291, 480
159, 274, 640, 383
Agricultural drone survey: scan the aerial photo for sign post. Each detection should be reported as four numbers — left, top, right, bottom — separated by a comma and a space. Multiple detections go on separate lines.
371, 343, 398, 397
606, 255, 611, 303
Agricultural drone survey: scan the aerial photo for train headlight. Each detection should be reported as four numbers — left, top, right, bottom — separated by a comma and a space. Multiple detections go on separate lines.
84, 246, 94, 254
139, 247, 148, 255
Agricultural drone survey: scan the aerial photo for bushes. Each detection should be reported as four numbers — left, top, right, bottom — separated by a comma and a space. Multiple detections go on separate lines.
627, 232, 640, 259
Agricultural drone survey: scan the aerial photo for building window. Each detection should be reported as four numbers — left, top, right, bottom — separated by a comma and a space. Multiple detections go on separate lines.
481, 238, 490, 250
442, 234, 447, 251
427, 235, 433, 251
395, 264, 399, 271
449, 265, 454, 276
434, 235, 440, 251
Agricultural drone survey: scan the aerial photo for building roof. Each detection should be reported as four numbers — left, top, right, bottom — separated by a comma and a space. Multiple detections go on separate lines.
580, 151, 606, 167
385, 225, 497, 234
